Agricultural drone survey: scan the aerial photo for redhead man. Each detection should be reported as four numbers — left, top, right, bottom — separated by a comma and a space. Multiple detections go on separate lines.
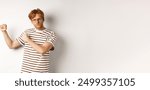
0, 8, 56, 73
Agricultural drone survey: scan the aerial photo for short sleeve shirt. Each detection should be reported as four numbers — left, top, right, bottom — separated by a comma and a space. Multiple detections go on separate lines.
16, 28, 56, 73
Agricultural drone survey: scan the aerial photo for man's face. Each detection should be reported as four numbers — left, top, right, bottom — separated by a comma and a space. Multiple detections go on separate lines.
31, 14, 44, 30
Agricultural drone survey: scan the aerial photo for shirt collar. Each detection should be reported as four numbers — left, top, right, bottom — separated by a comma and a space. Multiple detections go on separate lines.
34, 28, 46, 33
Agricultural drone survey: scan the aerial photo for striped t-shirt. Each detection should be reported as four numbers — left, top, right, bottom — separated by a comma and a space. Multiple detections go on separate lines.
16, 28, 56, 73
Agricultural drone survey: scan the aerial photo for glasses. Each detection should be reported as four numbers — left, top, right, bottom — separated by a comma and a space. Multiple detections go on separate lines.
32, 18, 43, 22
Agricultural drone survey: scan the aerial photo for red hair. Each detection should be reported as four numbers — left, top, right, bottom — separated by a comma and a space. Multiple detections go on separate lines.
28, 8, 44, 21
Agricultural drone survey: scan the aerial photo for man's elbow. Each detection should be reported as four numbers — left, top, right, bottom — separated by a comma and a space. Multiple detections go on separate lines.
39, 46, 54, 54
8, 46, 17, 49
8, 47, 14, 49
39, 48, 53, 54
8, 44, 19, 49
8, 45, 15, 49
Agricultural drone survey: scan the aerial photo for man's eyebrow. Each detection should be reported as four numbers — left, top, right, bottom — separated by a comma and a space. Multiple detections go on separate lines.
32, 18, 42, 19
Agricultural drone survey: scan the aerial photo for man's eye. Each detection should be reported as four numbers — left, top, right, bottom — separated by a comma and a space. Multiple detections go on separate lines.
32, 19, 43, 21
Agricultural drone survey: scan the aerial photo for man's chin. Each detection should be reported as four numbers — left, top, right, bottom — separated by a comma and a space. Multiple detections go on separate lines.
35, 26, 42, 29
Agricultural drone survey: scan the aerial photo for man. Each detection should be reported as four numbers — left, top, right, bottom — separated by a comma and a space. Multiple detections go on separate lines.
0, 8, 56, 73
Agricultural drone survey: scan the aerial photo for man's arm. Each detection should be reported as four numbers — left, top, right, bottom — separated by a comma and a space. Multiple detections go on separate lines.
22, 32, 53, 54
0, 24, 21, 49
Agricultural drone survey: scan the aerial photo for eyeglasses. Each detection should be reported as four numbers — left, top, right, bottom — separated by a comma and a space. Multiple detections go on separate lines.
32, 18, 43, 22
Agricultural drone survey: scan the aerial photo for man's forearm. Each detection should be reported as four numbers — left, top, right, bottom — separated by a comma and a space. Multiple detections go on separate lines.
2, 31, 13, 48
27, 39, 47, 54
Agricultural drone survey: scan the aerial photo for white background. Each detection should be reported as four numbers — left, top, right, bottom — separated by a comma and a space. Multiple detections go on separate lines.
0, 0, 150, 73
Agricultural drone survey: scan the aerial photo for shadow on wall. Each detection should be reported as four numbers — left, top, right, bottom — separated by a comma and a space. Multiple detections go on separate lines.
46, 14, 65, 73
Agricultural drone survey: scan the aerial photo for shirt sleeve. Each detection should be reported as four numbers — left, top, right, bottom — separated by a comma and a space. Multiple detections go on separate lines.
16, 31, 27, 46
46, 31, 56, 50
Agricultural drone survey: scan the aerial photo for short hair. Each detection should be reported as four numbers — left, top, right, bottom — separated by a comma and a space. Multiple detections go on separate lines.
28, 8, 44, 21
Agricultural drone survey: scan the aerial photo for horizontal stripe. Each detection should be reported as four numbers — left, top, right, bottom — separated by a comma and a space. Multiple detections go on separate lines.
22, 63, 49, 69
23, 54, 40, 59
21, 69, 31, 73
22, 66, 49, 71
23, 54, 49, 59
22, 65, 48, 71
21, 66, 49, 72
23, 52, 41, 56
23, 59, 49, 65
22, 61, 49, 67
24, 49, 49, 55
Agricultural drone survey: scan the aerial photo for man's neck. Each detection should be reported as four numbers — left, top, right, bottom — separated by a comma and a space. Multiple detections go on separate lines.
35, 27, 45, 30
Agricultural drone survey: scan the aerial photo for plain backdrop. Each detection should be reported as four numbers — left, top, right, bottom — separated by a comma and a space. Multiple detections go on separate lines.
0, 0, 150, 73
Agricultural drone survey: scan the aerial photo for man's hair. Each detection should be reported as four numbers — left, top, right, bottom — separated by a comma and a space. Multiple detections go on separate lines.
28, 8, 44, 21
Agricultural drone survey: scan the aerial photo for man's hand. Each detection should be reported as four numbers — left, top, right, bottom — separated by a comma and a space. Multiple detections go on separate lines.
0, 24, 7, 32
22, 32, 30, 43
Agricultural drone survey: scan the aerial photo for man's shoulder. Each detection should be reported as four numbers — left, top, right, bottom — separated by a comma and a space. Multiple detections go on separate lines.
44, 29, 55, 35
25, 28, 35, 33
26, 28, 35, 31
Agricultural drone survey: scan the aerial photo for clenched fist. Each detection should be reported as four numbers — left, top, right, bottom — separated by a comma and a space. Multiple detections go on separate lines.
0, 24, 7, 32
